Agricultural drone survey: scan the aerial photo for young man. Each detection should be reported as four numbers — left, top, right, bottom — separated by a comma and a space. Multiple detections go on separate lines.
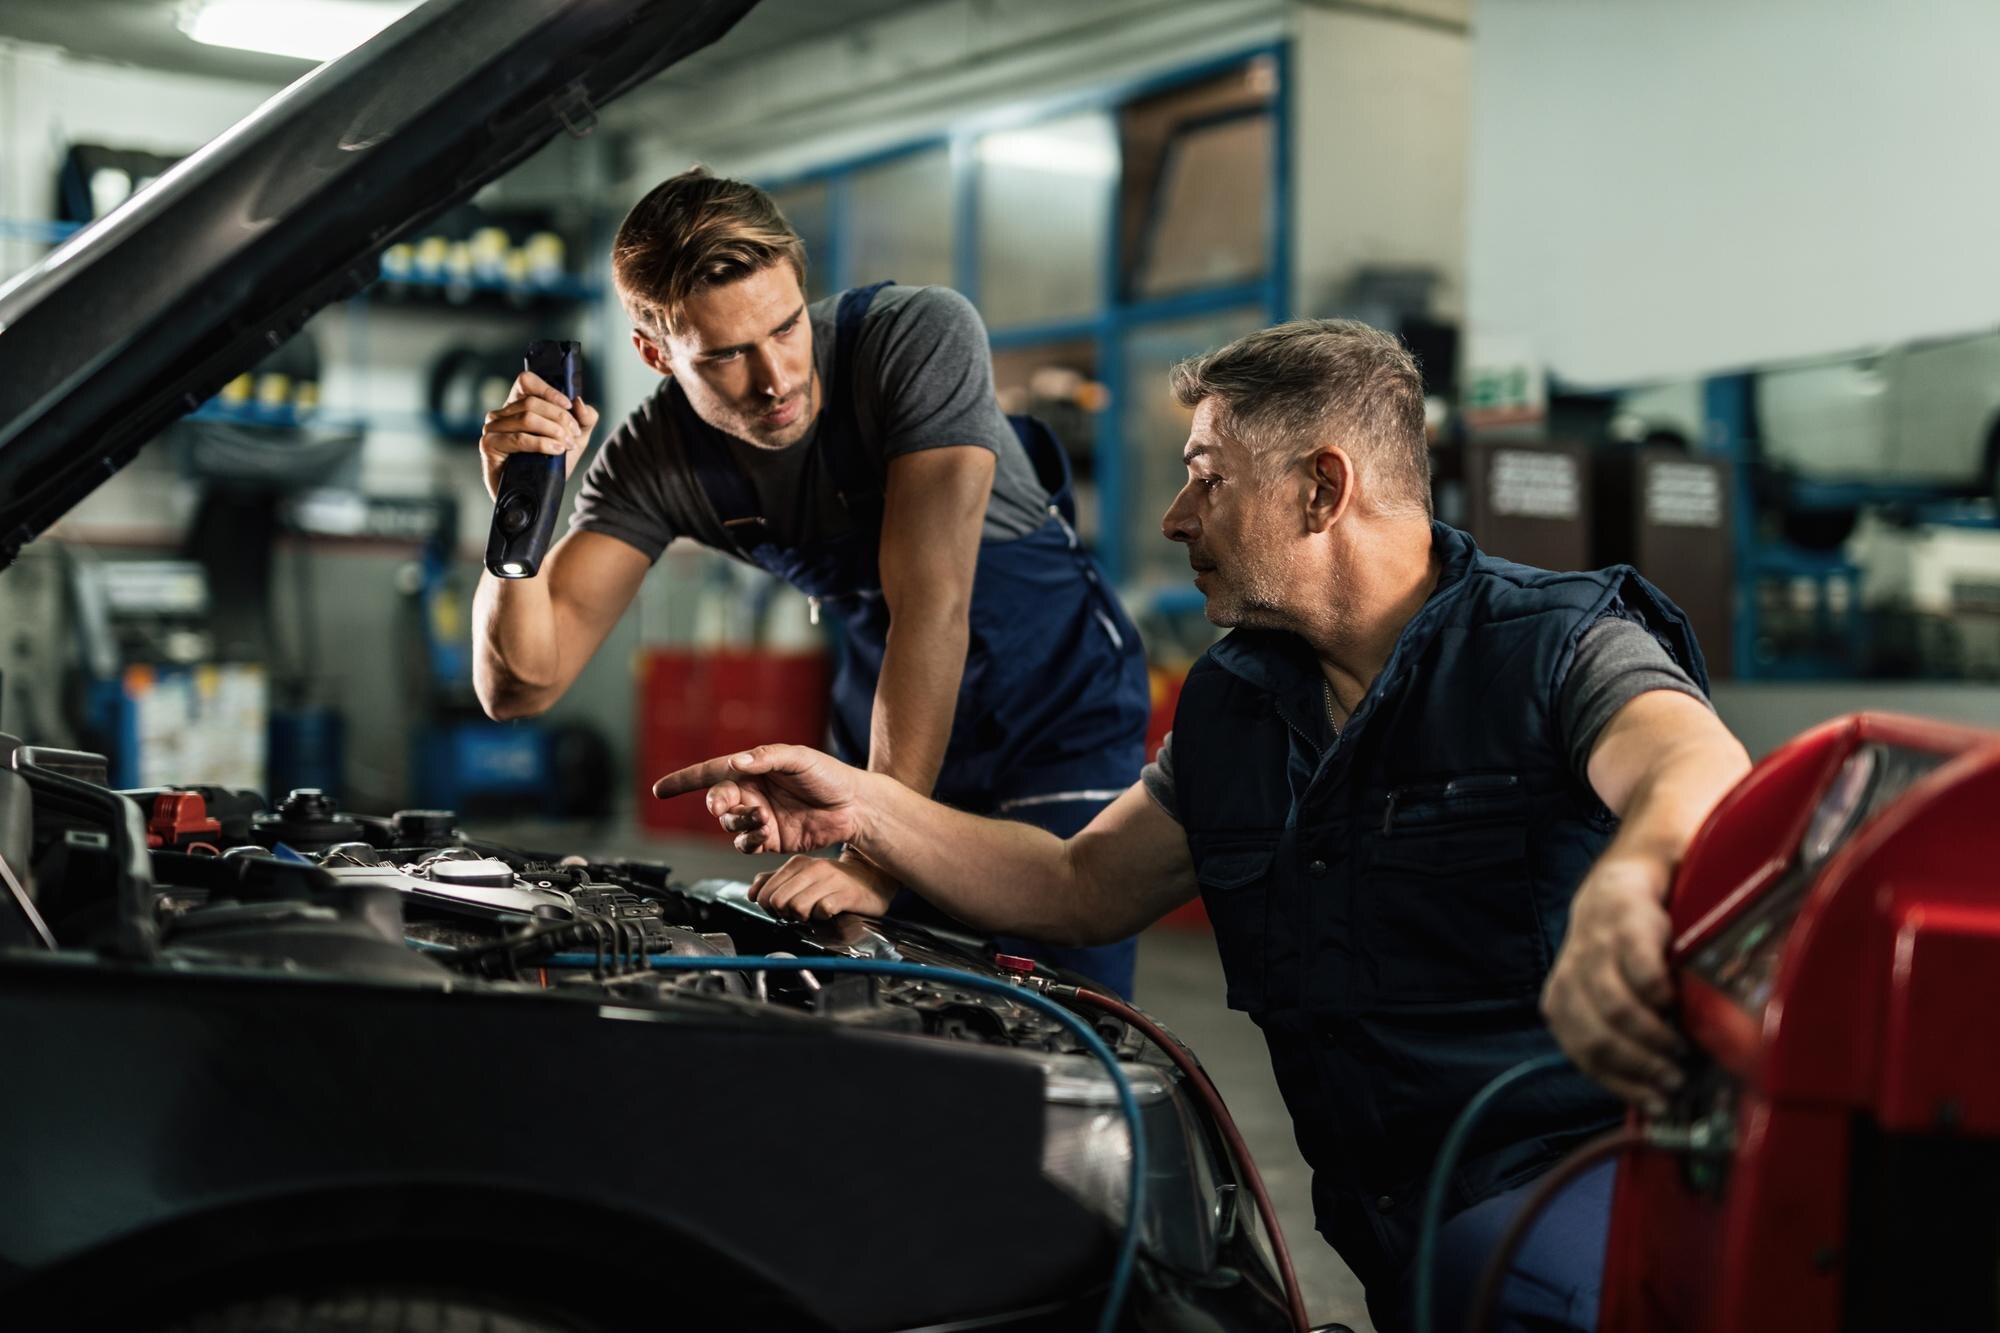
653, 320, 1752, 1332
471, 168, 1149, 995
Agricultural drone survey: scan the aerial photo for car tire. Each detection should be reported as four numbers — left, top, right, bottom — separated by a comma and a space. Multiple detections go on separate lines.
160, 1291, 587, 1333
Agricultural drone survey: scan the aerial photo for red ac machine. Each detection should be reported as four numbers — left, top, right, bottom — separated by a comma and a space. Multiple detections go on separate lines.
1600, 712, 2000, 1333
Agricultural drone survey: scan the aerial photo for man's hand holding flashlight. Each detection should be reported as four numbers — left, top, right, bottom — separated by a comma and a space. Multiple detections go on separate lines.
478, 370, 598, 501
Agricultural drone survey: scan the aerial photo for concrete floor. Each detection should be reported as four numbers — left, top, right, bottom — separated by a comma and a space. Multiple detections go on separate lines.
472, 821, 1376, 1332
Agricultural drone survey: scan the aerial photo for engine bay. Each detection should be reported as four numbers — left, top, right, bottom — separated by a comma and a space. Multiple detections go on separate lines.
1, 745, 1121, 1061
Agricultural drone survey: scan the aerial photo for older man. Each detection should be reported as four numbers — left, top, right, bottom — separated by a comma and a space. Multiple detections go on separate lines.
654, 320, 1749, 1332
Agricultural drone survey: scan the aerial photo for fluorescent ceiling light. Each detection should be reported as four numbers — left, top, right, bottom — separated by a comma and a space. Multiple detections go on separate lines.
178, 0, 421, 62
977, 128, 1119, 178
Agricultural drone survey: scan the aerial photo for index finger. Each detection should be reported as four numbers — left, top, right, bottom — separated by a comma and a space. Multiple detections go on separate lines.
652, 756, 741, 799
513, 370, 575, 410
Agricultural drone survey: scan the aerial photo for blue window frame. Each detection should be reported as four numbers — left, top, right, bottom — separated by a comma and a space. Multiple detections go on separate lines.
758, 42, 1292, 585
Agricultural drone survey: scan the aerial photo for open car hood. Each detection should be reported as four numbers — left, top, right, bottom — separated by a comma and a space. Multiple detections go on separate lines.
0, 0, 757, 568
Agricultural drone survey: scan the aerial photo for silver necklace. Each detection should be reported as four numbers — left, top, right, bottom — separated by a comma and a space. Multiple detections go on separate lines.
1323, 679, 1342, 734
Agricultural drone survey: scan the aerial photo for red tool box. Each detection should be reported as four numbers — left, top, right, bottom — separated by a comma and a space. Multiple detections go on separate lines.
636, 649, 829, 838
1601, 712, 2000, 1332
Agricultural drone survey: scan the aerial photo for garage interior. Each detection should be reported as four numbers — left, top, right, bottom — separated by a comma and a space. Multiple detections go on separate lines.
2, 3, 1998, 1332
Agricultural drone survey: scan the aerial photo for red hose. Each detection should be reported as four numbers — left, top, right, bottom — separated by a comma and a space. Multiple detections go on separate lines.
1464, 1127, 1645, 1333
1068, 987, 1312, 1333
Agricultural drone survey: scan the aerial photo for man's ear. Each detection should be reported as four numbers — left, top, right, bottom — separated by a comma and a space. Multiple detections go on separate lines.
631, 329, 673, 380
1305, 446, 1355, 532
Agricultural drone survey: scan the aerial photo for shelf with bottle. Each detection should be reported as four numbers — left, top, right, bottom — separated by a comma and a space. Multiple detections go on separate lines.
372, 223, 602, 309
1, 216, 602, 309
189, 368, 364, 436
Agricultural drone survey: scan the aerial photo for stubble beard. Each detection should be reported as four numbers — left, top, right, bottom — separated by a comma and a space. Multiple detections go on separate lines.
1204, 550, 1336, 635
1202, 562, 1289, 629
710, 365, 821, 451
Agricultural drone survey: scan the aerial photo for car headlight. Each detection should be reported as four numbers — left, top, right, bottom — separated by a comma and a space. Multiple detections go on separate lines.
1034, 1056, 1222, 1273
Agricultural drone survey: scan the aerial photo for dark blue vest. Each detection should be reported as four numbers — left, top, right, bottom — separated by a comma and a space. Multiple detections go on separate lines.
1171, 522, 1707, 1299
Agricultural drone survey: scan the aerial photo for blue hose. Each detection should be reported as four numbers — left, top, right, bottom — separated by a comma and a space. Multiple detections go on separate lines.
1412, 1051, 1570, 1333
538, 951, 1146, 1333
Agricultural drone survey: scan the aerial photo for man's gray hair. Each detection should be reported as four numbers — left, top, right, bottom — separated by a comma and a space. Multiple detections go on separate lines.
1169, 319, 1431, 516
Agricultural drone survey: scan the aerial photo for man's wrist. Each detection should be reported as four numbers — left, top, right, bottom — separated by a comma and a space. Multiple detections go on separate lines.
1591, 848, 1677, 903
848, 769, 898, 860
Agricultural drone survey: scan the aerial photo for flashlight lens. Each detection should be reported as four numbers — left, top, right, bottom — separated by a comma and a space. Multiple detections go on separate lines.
500, 561, 526, 576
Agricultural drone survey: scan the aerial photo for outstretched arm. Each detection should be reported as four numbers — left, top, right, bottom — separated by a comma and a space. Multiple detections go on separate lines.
653, 747, 1197, 945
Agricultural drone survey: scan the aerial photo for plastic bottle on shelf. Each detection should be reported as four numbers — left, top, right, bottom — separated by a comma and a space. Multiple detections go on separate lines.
522, 231, 566, 289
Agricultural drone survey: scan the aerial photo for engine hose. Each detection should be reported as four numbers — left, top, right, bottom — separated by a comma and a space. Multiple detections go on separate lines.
1413, 1052, 1571, 1333
1063, 986, 1311, 1333
538, 952, 1146, 1333
1463, 1128, 1643, 1333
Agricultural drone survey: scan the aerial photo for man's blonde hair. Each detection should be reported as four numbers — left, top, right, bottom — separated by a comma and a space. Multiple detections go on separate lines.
1170, 319, 1432, 517
611, 166, 808, 338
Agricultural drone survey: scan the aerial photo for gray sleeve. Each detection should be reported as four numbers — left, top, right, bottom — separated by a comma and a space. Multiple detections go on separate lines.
1557, 617, 1711, 782
864, 286, 1018, 461
1140, 731, 1180, 824
568, 397, 677, 562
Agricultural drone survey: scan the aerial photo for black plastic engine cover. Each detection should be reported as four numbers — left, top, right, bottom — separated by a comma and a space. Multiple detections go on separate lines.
0, 959, 1106, 1330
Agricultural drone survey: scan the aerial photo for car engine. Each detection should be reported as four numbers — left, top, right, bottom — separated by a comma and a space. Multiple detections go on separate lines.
0, 744, 1305, 1333
33, 775, 1097, 1050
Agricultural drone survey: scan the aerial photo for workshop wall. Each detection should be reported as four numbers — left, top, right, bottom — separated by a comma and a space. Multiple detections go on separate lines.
1290, 1, 1469, 321
612, 0, 1286, 184
611, 0, 1470, 323
0, 40, 270, 276
1468, 0, 2000, 387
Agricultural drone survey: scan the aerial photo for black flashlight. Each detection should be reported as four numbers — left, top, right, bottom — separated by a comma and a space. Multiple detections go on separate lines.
485, 340, 581, 579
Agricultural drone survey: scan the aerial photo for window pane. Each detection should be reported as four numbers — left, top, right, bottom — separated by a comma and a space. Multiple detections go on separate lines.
975, 113, 1116, 328
847, 148, 954, 290
992, 339, 1105, 543
768, 179, 832, 297
1121, 308, 1268, 581
1135, 114, 1270, 297
1117, 60, 1275, 300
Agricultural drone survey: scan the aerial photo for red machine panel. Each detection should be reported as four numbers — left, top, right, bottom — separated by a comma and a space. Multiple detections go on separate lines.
1601, 713, 2000, 1333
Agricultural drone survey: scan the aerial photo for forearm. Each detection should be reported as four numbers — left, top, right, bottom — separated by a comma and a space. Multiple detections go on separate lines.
471, 572, 564, 719
848, 772, 1121, 945
1600, 732, 1752, 880
865, 599, 968, 797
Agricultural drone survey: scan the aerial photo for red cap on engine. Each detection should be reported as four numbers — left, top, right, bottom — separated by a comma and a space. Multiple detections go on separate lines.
147, 792, 222, 849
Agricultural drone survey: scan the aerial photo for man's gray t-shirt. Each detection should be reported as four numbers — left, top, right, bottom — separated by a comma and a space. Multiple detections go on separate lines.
1142, 616, 1708, 822
571, 285, 1050, 559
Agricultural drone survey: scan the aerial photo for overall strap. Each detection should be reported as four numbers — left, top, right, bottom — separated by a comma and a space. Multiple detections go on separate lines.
670, 382, 766, 551
820, 281, 893, 509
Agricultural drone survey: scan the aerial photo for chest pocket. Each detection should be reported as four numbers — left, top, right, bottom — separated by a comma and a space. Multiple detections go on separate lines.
1363, 775, 1546, 1004
1188, 832, 1280, 1013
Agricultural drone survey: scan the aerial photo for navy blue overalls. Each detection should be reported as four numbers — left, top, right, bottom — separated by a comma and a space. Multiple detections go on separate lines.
666, 283, 1151, 996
